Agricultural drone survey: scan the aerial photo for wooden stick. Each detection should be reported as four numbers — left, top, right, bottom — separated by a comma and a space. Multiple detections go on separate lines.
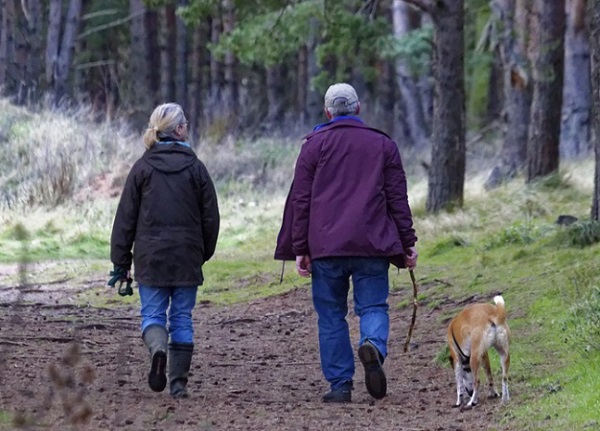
403, 269, 418, 353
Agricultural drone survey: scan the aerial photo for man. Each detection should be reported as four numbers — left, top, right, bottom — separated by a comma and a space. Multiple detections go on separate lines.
274, 83, 418, 403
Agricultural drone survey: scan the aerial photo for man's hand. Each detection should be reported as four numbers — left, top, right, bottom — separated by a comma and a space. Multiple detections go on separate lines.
107, 266, 130, 287
296, 255, 312, 277
405, 246, 418, 270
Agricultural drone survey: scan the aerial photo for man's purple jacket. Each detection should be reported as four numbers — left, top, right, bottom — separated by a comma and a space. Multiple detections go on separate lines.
274, 118, 417, 268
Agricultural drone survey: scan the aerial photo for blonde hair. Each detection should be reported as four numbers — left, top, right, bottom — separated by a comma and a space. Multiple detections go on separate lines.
142, 103, 186, 149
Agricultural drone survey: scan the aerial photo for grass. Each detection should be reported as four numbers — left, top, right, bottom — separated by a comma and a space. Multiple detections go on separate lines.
2, 98, 600, 430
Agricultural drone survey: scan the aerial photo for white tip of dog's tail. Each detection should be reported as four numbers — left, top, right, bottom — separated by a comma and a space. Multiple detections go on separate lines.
494, 295, 506, 324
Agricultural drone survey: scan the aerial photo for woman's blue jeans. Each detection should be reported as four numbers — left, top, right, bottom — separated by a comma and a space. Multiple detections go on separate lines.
311, 257, 390, 390
139, 284, 198, 344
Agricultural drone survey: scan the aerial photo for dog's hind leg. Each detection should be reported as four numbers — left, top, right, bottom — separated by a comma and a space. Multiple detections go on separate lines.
465, 356, 480, 407
482, 351, 499, 398
452, 358, 464, 407
498, 349, 510, 403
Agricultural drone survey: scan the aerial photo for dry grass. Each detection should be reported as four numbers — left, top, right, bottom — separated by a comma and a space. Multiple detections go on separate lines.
0, 99, 141, 208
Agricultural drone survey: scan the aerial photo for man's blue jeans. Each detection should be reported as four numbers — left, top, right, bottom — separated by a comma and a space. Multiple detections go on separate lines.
311, 257, 390, 390
139, 284, 198, 344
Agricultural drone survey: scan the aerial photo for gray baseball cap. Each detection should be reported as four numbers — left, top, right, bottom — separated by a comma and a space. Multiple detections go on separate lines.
324, 83, 359, 109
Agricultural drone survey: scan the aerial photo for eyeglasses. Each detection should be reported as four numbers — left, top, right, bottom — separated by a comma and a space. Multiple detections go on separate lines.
180, 121, 189, 127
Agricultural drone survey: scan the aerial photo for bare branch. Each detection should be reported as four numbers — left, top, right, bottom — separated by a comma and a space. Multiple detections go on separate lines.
77, 11, 144, 40
401, 0, 432, 14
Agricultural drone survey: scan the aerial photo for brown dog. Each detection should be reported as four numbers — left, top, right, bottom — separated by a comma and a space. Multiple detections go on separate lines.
447, 295, 510, 407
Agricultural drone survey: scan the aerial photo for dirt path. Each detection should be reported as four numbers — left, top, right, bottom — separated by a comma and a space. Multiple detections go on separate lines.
0, 278, 510, 431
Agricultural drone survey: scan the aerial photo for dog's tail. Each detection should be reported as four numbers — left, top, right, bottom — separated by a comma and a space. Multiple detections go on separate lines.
494, 295, 507, 325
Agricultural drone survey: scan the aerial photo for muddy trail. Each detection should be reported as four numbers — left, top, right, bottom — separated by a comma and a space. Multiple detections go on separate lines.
0, 274, 510, 431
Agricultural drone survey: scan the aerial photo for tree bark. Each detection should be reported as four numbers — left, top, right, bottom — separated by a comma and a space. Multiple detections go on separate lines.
419, 11, 434, 128
222, 0, 238, 122
561, 0, 591, 158
392, 0, 429, 149
12, 1, 28, 104
266, 65, 283, 125
297, 45, 308, 124
306, 17, 322, 125
189, 20, 207, 136
54, 0, 83, 106
45, 0, 62, 88
129, 0, 150, 126
526, 0, 566, 182
18, 0, 42, 103
426, 0, 466, 213
145, 10, 160, 105
589, 0, 600, 220
159, 4, 176, 103
175, 0, 188, 112
0, 0, 15, 92
486, 46, 504, 123
208, 14, 222, 122
485, 0, 533, 189
374, 60, 398, 140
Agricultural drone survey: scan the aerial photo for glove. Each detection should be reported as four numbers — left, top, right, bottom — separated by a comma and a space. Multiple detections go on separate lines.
107, 266, 128, 287
108, 266, 134, 296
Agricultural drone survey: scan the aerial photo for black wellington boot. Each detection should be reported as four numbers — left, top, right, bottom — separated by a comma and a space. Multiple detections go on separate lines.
168, 343, 194, 398
142, 324, 168, 392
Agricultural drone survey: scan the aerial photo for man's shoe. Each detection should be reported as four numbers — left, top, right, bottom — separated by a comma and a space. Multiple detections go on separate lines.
322, 382, 352, 403
358, 341, 387, 399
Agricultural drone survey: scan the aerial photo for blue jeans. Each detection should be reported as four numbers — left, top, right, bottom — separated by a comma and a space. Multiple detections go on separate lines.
311, 257, 390, 390
139, 284, 198, 344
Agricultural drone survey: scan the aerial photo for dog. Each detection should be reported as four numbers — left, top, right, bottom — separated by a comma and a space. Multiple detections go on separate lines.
447, 295, 510, 407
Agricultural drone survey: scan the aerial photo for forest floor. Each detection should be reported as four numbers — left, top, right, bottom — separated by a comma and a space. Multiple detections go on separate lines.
0, 263, 510, 431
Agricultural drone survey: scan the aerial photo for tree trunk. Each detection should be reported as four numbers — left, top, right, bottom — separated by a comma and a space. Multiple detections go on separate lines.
426, 0, 466, 213
129, 0, 150, 127
297, 45, 308, 124
485, 0, 533, 189
419, 11, 434, 128
486, 46, 504, 123
145, 10, 160, 105
12, 1, 28, 104
265, 65, 283, 125
589, 0, 600, 220
306, 17, 322, 125
0, 0, 15, 93
208, 14, 222, 122
222, 0, 238, 124
391, 0, 429, 149
561, 0, 591, 158
189, 21, 207, 137
54, 0, 83, 106
375, 60, 398, 140
17, 0, 42, 103
175, 0, 188, 112
526, 0, 566, 182
45, 0, 62, 88
159, 4, 176, 103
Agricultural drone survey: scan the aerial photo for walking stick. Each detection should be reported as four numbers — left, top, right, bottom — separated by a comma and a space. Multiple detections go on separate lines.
403, 269, 418, 353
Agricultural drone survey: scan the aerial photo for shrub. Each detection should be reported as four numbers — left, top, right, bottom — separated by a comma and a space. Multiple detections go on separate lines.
554, 220, 600, 248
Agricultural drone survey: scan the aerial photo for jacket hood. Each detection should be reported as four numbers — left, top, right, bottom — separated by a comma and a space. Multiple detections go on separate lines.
143, 144, 197, 173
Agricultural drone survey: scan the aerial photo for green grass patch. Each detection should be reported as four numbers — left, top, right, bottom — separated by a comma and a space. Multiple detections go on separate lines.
0, 411, 12, 431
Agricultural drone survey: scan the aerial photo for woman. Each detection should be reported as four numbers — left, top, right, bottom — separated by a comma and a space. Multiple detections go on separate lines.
109, 103, 220, 398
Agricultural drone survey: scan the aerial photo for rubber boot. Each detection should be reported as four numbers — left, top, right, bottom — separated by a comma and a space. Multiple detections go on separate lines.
168, 343, 194, 398
142, 324, 168, 392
